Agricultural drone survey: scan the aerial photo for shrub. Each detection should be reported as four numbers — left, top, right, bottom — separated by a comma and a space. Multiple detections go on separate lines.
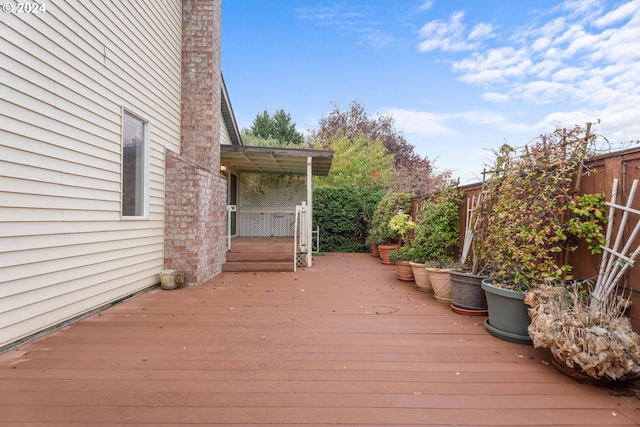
368, 192, 413, 246
313, 186, 384, 252
479, 125, 604, 291
411, 184, 463, 263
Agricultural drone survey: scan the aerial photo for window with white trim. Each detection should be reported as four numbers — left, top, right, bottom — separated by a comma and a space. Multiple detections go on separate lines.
122, 111, 148, 217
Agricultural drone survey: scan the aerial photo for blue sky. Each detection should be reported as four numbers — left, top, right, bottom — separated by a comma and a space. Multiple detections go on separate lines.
221, 0, 640, 184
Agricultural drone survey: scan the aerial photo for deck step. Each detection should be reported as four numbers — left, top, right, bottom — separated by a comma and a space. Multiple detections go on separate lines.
222, 261, 294, 272
229, 244, 294, 254
223, 238, 296, 272
226, 252, 293, 262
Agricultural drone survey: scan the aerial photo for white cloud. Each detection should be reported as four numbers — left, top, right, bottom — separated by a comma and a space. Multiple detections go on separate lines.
294, 4, 394, 49
430, 0, 640, 117
483, 92, 510, 103
417, 11, 492, 52
453, 47, 533, 85
383, 108, 455, 138
417, 0, 435, 12
360, 29, 394, 49
384, 107, 531, 138
409, 0, 640, 181
468, 23, 494, 40
594, 0, 640, 27
552, 67, 585, 81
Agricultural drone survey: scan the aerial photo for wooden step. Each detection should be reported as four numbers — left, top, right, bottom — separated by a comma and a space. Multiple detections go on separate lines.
223, 238, 296, 272
222, 261, 294, 272
226, 252, 294, 262
229, 244, 294, 254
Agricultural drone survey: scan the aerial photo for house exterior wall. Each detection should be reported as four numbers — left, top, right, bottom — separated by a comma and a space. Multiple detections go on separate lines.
220, 115, 233, 145
163, 0, 227, 284
0, 1, 182, 349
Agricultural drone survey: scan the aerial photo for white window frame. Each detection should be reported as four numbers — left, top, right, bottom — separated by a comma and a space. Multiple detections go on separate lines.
121, 109, 149, 219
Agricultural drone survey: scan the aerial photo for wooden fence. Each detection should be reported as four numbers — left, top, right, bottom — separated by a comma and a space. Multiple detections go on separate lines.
413, 146, 640, 331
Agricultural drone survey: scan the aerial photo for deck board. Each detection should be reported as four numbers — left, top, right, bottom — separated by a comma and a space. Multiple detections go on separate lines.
1, 253, 640, 426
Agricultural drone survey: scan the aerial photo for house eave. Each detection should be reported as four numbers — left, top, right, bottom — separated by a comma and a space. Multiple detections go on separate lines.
220, 145, 334, 176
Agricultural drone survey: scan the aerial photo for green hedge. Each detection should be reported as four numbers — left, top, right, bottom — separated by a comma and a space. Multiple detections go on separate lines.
313, 186, 384, 252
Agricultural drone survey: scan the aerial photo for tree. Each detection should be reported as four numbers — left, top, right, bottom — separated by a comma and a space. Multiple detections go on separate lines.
240, 130, 282, 148
314, 134, 394, 189
248, 109, 304, 147
309, 100, 450, 196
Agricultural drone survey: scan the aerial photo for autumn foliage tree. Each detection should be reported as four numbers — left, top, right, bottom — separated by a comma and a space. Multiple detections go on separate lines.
313, 134, 394, 189
308, 100, 450, 195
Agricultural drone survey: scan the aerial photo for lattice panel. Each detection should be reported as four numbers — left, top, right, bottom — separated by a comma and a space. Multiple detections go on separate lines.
296, 252, 306, 267
239, 173, 306, 209
238, 212, 295, 237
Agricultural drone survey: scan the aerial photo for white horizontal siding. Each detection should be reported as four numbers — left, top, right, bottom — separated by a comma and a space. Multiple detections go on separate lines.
0, 240, 164, 290
0, 0, 182, 348
0, 260, 161, 348
220, 115, 232, 145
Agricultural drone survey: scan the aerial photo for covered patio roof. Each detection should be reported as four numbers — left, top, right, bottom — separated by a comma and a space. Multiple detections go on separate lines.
220, 145, 334, 176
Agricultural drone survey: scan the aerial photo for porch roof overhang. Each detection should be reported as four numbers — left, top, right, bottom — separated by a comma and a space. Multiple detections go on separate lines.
220, 145, 334, 176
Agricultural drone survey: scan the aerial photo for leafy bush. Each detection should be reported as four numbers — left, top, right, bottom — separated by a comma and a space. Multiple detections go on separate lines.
411, 184, 463, 263
480, 125, 603, 290
387, 209, 416, 245
388, 246, 413, 263
313, 186, 384, 252
367, 192, 413, 246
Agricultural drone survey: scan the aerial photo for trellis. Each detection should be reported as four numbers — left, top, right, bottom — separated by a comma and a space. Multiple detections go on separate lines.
238, 173, 306, 237
590, 178, 640, 313
460, 193, 483, 265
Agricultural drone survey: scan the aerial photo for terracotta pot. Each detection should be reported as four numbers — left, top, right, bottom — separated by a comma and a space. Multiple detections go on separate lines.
396, 260, 414, 281
371, 241, 380, 258
378, 244, 400, 265
426, 268, 452, 303
410, 262, 432, 292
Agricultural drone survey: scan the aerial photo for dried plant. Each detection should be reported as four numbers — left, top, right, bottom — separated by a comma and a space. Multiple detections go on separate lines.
526, 282, 640, 381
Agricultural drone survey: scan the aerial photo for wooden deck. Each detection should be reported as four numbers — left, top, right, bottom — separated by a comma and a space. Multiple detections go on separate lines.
2, 253, 640, 426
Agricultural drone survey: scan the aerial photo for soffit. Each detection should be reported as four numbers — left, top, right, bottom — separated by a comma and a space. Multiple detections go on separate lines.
220, 145, 334, 176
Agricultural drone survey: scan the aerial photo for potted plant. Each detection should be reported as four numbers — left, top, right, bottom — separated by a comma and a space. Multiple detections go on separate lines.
411, 183, 463, 298
368, 193, 412, 264
527, 177, 640, 383
409, 257, 432, 293
450, 192, 492, 315
386, 209, 417, 278
479, 124, 600, 344
526, 281, 640, 384
388, 246, 415, 281
425, 257, 464, 304
160, 269, 186, 290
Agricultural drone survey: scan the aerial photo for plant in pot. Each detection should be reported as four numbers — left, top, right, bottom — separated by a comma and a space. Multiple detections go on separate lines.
478, 124, 601, 344
368, 192, 412, 264
386, 210, 417, 280
450, 169, 500, 316
527, 177, 640, 383
424, 257, 465, 304
388, 246, 416, 281
409, 183, 464, 301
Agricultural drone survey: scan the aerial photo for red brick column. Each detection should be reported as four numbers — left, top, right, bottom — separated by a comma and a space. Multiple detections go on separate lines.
163, 0, 226, 285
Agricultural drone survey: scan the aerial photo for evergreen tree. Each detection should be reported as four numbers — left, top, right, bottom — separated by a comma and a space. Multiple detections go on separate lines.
248, 109, 304, 147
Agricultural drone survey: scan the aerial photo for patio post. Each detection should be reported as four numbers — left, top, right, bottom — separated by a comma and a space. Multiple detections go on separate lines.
306, 156, 313, 267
